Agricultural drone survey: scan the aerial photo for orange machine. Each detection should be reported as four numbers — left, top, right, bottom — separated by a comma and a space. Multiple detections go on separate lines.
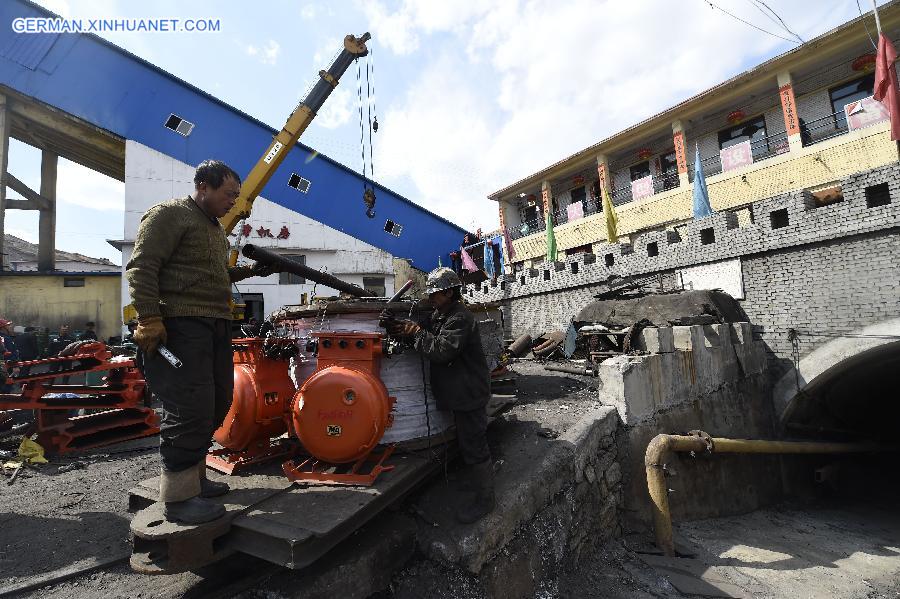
207, 332, 396, 485
206, 337, 298, 474
283, 331, 396, 485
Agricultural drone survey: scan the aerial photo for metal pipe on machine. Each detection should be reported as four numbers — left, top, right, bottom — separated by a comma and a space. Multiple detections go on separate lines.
644, 432, 898, 557
242, 243, 375, 298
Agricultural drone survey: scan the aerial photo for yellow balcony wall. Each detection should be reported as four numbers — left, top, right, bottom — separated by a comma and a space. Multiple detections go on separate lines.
510, 121, 897, 262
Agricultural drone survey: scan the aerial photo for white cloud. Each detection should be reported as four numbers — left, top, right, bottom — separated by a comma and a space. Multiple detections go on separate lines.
32, 0, 71, 18
246, 40, 280, 65
300, 4, 317, 20
364, 0, 863, 231
316, 88, 355, 129
55, 159, 124, 212
359, 1, 420, 55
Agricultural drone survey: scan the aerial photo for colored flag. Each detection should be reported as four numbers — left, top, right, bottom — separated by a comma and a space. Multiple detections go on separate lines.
502, 226, 517, 260
692, 145, 713, 219
601, 185, 618, 243
874, 33, 900, 142
460, 245, 479, 272
546, 210, 558, 262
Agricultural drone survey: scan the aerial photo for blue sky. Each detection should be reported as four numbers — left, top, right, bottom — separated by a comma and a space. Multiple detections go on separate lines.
4, 0, 887, 264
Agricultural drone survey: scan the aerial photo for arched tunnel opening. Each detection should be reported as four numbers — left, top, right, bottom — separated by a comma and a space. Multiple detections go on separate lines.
781, 340, 900, 507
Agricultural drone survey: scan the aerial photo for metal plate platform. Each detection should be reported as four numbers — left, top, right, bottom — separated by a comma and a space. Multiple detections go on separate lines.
128, 452, 436, 572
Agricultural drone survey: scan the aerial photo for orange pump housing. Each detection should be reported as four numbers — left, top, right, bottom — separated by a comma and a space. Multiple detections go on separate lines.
292, 331, 394, 464
214, 338, 295, 451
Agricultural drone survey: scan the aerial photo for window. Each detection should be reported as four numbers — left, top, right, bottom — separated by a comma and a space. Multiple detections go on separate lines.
700, 227, 716, 245
164, 113, 194, 136
287, 173, 312, 193
718, 115, 767, 158
604, 253, 614, 267
865, 183, 891, 208
384, 219, 403, 237
829, 73, 875, 129
647, 242, 659, 257
570, 262, 579, 274
630, 161, 650, 181
363, 277, 386, 296
278, 255, 306, 285
570, 185, 587, 213
63, 277, 85, 287
659, 150, 679, 191
769, 208, 789, 229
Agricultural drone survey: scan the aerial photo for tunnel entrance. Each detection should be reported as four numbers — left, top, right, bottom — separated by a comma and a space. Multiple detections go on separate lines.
654, 341, 900, 598
781, 340, 900, 504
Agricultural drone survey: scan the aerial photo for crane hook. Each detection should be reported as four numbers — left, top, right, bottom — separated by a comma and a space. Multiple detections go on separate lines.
363, 187, 376, 218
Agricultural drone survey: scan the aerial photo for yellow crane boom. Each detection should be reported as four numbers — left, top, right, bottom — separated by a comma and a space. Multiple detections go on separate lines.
221, 32, 371, 239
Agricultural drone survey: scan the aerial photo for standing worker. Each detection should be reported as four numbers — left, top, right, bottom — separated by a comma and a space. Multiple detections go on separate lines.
383, 267, 495, 523
126, 160, 275, 524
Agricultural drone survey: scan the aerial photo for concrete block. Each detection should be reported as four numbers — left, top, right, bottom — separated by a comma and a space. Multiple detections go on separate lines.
672, 325, 703, 350
634, 327, 675, 353
729, 322, 752, 344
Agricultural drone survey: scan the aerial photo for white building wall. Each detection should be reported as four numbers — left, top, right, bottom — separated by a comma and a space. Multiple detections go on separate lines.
121, 140, 395, 320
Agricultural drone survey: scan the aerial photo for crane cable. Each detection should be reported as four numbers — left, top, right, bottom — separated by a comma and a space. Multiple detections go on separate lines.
357, 53, 377, 218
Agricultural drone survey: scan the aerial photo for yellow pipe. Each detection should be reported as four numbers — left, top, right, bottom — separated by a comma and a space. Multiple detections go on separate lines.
645, 433, 896, 557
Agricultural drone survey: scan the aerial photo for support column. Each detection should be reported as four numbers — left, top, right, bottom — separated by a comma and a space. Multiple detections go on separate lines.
672, 120, 689, 187
595, 154, 611, 194
777, 71, 802, 152
38, 150, 57, 272
0, 95, 8, 271
540, 179, 552, 219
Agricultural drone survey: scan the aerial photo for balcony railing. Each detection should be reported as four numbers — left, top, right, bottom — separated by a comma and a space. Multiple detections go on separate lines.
750, 130, 790, 161
688, 154, 723, 181
802, 110, 850, 146
509, 215, 547, 240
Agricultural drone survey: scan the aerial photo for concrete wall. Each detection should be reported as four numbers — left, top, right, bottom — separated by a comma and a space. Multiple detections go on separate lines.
0, 274, 121, 340
599, 323, 780, 528
120, 140, 395, 321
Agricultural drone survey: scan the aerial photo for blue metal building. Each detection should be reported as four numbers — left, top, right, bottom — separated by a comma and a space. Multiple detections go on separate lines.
0, 0, 466, 271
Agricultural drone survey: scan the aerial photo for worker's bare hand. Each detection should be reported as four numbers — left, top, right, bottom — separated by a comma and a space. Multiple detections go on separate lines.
388, 319, 421, 337
134, 316, 167, 356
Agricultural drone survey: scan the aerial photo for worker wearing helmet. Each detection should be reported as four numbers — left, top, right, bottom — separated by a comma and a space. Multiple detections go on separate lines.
126, 160, 276, 525
384, 267, 494, 523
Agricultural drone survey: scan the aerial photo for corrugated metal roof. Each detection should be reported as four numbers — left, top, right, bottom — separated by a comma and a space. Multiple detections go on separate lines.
0, 31, 58, 70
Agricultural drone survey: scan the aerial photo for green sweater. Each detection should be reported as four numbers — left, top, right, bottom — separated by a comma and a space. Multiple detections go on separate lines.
126, 197, 253, 320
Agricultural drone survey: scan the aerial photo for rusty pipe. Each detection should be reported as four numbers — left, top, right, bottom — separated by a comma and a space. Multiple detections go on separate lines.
645, 433, 896, 557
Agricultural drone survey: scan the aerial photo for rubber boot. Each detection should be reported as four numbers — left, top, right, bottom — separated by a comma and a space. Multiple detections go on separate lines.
160, 465, 225, 524
456, 460, 495, 524
198, 461, 229, 498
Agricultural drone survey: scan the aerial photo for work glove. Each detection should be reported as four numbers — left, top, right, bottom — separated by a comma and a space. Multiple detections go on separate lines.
388, 319, 421, 338
250, 261, 279, 277
133, 316, 167, 356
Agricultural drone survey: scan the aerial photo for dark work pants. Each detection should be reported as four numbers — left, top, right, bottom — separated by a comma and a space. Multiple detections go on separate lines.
454, 407, 491, 465
144, 317, 233, 472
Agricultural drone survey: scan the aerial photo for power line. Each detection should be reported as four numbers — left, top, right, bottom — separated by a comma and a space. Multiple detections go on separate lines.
856, 0, 879, 49
750, 0, 804, 43
702, 0, 800, 45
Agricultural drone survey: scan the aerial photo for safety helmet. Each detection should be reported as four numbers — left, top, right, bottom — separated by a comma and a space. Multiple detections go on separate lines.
425, 267, 462, 295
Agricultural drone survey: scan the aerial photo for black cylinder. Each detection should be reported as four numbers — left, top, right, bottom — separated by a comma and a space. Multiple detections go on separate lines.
242, 244, 374, 298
